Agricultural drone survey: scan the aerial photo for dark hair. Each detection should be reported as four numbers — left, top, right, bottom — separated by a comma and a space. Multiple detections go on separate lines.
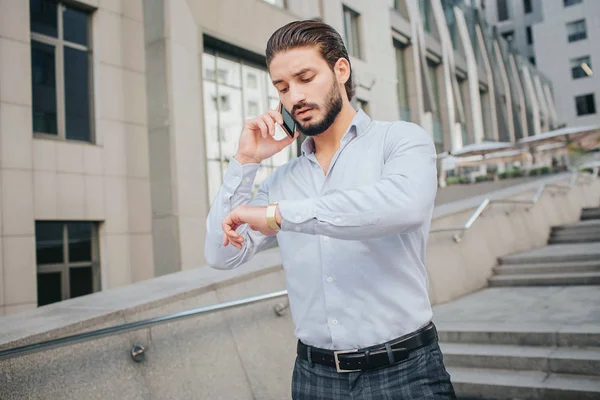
266, 20, 355, 101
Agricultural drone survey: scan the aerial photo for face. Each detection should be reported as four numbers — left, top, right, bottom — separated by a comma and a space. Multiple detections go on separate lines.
270, 47, 347, 137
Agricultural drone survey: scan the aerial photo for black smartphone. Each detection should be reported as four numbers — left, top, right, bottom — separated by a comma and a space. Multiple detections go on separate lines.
279, 103, 296, 138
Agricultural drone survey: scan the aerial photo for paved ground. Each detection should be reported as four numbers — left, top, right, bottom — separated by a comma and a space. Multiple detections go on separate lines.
435, 176, 546, 205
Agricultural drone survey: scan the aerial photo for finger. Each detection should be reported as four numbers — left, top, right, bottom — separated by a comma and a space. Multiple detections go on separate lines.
222, 233, 229, 247
255, 118, 269, 139
261, 115, 276, 137
266, 109, 284, 125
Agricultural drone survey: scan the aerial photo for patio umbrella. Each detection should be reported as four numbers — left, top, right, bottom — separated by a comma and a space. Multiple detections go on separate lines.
450, 141, 516, 157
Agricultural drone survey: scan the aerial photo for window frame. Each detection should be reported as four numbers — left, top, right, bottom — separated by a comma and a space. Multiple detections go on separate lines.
570, 55, 592, 79
526, 26, 533, 45
343, 5, 363, 59
564, 0, 583, 7
497, 0, 509, 22
523, 0, 533, 14
575, 93, 596, 116
36, 221, 101, 305
566, 19, 587, 43
30, 1, 95, 143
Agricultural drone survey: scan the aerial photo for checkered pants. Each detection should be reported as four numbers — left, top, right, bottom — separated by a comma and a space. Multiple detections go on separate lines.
291, 340, 456, 399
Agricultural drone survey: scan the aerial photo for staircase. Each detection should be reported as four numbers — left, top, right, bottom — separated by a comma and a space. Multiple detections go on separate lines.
438, 207, 600, 399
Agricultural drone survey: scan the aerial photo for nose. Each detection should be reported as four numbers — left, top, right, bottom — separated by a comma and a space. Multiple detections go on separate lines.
288, 84, 306, 108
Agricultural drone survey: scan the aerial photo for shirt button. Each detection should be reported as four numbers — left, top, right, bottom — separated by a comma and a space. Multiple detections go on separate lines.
323, 236, 329, 242
335, 217, 341, 223
332, 319, 338, 325
326, 276, 333, 283
295, 216, 302, 222
244, 177, 250, 183
295, 227, 301, 232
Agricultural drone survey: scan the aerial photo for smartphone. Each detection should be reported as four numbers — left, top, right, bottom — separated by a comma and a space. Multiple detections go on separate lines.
279, 103, 296, 138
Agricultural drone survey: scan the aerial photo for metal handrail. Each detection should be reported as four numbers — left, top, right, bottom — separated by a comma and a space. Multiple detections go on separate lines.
0, 290, 289, 362
431, 170, 598, 243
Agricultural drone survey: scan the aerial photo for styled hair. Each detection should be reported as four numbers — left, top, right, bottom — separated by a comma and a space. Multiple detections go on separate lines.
266, 20, 355, 101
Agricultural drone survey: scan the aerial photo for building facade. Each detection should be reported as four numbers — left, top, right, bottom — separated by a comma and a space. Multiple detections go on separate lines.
484, 0, 599, 127
0, 0, 557, 315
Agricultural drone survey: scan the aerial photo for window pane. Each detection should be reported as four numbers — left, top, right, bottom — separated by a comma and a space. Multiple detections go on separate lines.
31, 41, 58, 135
30, 0, 58, 38
64, 47, 91, 142
243, 65, 266, 119
63, 6, 88, 46
68, 222, 92, 262
567, 20, 586, 42
36, 222, 63, 264
69, 266, 93, 298
37, 272, 62, 306
497, 0, 509, 21
524, 0, 532, 13
571, 56, 592, 79
218, 85, 243, 160
203, 80, 220, 159
395, 45, 410, 121
216, 54, 241, 88
576, 94, 596, 116
203, 52, 216, 81
564, 0, 582, 7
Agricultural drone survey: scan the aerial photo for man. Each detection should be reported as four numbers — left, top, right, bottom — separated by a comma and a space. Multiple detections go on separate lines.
205, 20, 456, 399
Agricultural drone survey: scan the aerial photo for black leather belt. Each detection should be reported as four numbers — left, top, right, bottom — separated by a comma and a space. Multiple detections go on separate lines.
297, 322, 437, 373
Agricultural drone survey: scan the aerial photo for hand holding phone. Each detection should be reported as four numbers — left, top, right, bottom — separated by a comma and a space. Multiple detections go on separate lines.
279, 103, 297, 138
234, 106, 298, 165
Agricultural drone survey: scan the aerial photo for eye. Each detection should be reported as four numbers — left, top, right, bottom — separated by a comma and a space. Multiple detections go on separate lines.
278, 87, 289, 93
301, 76, 314, 83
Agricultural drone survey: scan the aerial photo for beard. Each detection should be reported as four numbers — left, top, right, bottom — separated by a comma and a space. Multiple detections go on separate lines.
292, 79, 343, 137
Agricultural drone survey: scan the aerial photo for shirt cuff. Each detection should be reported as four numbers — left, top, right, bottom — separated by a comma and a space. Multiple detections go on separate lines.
277, 198, 317, 234
222, 158, 260, 194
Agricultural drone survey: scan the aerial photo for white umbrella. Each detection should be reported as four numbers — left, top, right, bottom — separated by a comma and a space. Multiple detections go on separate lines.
450, 141, 516, 157
518, 125, 600, 146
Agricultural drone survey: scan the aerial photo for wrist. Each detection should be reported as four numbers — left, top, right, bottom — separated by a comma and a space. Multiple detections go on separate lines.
234, 153, 261, 165
275, 205, 283, 227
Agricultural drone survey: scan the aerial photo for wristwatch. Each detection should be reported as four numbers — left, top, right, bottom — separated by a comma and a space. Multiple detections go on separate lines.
266, 201, 281, 231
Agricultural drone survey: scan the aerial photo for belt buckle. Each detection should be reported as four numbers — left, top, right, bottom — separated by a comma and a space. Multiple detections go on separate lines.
333, 349, 361, 373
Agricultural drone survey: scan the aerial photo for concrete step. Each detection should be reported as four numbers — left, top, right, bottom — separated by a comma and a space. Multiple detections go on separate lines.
448, 367, 600, 400
493, 260, 600, 275
499, 243, 600, 265
548, 237, 600, 245
552, 220, 600, 234
488, 272, 600, 287
440, 342, 600, 376
436, 325, 600, 347
550, 231, 600, 239
581, 208, 600, 220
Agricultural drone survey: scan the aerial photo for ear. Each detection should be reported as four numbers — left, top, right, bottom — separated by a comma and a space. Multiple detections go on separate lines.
334, 57, 351, 86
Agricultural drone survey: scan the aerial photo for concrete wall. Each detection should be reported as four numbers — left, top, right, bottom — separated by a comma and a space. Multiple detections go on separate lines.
0, 0, 154, 316
0, 174, 598, 400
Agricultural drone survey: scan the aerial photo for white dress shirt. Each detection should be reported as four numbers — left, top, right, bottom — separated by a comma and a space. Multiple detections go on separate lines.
205, 110, 438, 350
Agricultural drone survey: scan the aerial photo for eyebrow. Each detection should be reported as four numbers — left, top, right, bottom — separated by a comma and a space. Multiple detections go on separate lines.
272, 68, 314, 86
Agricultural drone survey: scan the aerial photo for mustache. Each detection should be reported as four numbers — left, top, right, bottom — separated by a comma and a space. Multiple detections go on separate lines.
292, 103, 319, 114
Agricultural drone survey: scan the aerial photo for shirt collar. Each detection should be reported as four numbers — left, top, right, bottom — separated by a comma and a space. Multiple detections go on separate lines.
300, 109, 371, 156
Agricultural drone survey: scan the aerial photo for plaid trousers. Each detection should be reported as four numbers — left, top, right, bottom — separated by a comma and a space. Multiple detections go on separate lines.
291, 340, 456, 400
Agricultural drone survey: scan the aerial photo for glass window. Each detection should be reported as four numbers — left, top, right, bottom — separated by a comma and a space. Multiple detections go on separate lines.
497, 0, 509, 21
31, 41, 58, 135
575, 94, 596, 116
395, 44, 411, 121
37, 272, 62, 306
35, 221, 100, 306
202, 48, 298, 202
30, 0, 58, 38
567, 19, 587, 42
63, 6, 88, 46
526, 26, 533, 45
571, 56, 592, 79
501, 30, 514, 44
523, 0, 532, 13
564, 0, 582, 7
64, 47, 91, 141
427, 60, 443, 151
529, 56, 536, 66
30, 0, 93, 142
343, 5, 362, 59
419, 0, 432, 33
36, 222, 64, 264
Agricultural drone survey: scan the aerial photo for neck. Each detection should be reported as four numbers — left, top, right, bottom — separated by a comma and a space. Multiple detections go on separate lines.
312, 100, 357, 156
